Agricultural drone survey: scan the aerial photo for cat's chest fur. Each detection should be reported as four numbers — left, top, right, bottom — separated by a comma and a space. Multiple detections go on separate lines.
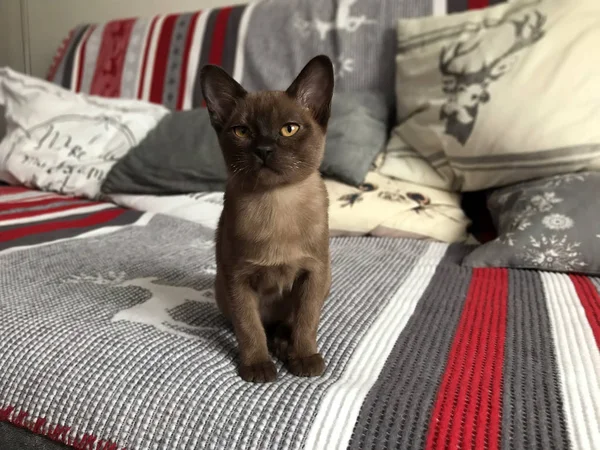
230, 173, 327, 267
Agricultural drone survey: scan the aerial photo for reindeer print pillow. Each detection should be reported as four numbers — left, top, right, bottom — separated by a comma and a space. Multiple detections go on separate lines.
390, 0, 600, 192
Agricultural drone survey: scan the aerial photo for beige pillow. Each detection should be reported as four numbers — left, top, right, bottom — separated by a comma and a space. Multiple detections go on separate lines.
377, 131, 451, 190
391, 0, 600, 192
325, 171, 470, 243
109, 172, 470, 243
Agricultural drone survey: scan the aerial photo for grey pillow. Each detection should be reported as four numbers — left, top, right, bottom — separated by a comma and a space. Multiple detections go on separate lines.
101, 108, 227, 195
322, 91, 389, 185
463, 172, 600, 274
100, 91, 389, 195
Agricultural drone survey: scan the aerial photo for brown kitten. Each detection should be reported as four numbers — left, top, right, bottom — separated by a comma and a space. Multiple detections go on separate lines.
200, 56, 334, 383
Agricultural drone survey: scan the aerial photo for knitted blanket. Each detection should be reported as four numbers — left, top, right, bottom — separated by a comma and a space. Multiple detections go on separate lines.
0, 187, 598, 450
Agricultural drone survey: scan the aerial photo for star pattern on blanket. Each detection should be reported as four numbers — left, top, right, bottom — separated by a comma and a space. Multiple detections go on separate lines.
62, 271, 222, 339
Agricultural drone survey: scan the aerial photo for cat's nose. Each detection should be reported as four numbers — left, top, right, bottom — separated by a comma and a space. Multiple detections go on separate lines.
253, 146, 274, 163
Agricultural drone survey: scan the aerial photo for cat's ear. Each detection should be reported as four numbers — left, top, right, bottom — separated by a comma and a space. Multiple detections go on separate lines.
200, 65, 247, 131
286, 55, 334, 128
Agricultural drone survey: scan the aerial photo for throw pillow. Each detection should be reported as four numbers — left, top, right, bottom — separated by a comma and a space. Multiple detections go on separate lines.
108, 171, 471, 243
101, 91, 389, 195
0, 68, 168, 199
322, 91, 389, 186
463, 171, 600, 274
100, 109, 227, 195
377, 130, 450, 190
390, 0, 600, 191
326, 171, 470, 243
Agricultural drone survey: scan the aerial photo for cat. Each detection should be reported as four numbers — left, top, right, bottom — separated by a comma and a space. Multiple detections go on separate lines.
200, 55, 334, 383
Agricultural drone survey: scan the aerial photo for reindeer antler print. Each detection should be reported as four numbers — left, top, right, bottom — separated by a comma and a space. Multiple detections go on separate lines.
439, 40, 481, 79
439, 40, 483, 96
437, 9, 547, 146
486, 11, 546, 80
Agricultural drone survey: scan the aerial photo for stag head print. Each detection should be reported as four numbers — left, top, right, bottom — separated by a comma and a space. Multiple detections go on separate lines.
439, 10, 546, 145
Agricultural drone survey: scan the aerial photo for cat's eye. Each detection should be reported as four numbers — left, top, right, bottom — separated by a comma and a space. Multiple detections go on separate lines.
280, 123, 299, 137
233, 126, 249, 138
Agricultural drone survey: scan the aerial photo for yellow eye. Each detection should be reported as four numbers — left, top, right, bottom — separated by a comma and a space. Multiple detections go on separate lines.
233, 126, 249, 138
280, 123, 299, 137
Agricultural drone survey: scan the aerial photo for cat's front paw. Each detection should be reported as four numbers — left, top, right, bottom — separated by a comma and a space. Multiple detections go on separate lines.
239, 360, 277, 383
287, 353, 325, 377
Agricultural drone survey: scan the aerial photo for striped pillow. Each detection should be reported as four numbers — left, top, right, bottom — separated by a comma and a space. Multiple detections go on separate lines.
46, 0, 502, 111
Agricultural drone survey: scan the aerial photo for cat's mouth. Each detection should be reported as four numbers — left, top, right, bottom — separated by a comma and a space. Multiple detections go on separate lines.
260, 165, 280, 174
255, 162, 281, 175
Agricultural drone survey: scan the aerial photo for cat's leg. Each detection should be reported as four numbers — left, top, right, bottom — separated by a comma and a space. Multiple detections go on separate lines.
266, 319, 293, 362
264, 292, 295, 362
286, 263, 331, 377
228, 277, 277, 383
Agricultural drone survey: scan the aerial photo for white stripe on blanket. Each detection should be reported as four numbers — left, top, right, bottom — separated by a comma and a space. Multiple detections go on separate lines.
304, 241, 449, 450
541, 272, 600, 450
432, 0, 446, 16
182, 8, 212, 110
140, 15, 166, 102
232, 2, 258, 83
0, 203, 114, 226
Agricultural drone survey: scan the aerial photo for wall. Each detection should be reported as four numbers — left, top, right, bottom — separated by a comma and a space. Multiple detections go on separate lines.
0, 0, 26, 72
1, 0, 246, 77
0, 0, 26, 140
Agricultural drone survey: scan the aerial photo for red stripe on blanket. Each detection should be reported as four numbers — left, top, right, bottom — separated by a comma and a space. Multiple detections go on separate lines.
426, 268, 508, 450
1, 405, 126, 450
0, 197, 79, 211
149, 14, 178, 104
75, 25, 96, 92
570, 275, 600, 348
468, 0, 490, 8
177, 11, 201, 110
0, 186, 32, 195
46, 29, 76, 81
137, 16, 159, 100
90, 19, 136, 97
0, 208, 124, 242
0, 203, 93, 221
208, 7, 233, 65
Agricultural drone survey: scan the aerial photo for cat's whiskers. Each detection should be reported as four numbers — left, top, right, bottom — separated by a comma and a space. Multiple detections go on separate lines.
230, 159, 250, 191
252, 171, 260, 192
229, 157, 250, 184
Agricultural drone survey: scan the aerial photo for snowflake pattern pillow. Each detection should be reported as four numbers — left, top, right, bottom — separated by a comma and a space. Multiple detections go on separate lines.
463, 172, 600, 274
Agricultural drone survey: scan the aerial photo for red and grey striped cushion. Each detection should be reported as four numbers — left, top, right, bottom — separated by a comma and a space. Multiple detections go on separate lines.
46, 0, 506, 110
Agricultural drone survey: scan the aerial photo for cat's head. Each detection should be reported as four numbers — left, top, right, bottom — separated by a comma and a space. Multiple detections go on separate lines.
200, 55, 334, 190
